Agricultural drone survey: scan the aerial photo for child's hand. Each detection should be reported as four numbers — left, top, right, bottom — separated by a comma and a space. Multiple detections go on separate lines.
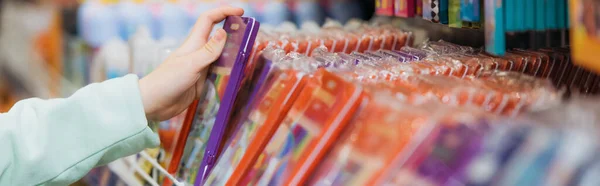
138, 6, 244, 121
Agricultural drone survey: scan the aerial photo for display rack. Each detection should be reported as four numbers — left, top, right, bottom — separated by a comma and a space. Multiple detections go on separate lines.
4, 0, 600, 186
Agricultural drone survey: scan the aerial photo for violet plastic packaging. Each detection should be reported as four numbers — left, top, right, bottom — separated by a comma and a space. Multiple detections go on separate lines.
396, 50, 421, 61
336, 53, 361, 65
398, 47, 428, 59
378, 50, 408, 62
361, 51, 384, 60
387, 50, 419, 61
195, 16, 260, 185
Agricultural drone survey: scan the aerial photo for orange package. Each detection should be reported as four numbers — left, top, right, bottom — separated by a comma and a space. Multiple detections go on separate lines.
343, 34, 361, 54
510, 50, 543, 77
223, 68, 310, 186
480, 53, 514, 71
446, 55, 485, 77
240, 69, 365, 186
393, 75, 508, 114
504, 52, 528, 73
478, 71, 558, 116
308, 91, 430, 186
513, 49, 552, 78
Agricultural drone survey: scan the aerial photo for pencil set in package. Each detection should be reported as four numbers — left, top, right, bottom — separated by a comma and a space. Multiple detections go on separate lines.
241, 69, 364, 185
308, 92, 432, 186
160, 16, 260, 185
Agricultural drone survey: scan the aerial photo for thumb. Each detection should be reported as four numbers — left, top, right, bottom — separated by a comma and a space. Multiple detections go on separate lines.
185, 28, 227, 73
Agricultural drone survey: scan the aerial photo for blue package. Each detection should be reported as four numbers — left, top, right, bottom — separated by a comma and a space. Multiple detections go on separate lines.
557, 0, 567, 29
460, 0, 480, 22
515, 0, 525, 31
524, 0, 535, 30
439, 0, 449, 24
546, 0, 558, 29
504, 0, 516, 32
535, 0, 546, 30
485, 0, 505, 55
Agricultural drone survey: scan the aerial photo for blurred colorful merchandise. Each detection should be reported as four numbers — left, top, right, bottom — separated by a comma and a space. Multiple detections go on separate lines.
116, 0, 153, 41
34, 9, 64, 97
78, 0, 120, 48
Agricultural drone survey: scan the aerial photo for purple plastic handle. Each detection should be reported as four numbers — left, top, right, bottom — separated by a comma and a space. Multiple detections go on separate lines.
195, 16, 260, 186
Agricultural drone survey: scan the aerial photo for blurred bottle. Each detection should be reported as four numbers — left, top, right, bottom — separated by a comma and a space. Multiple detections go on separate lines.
262, 0, 292, 26
294, 0, 324, 25
116, 0, 153, 41
129, 26, 158, 77
78, 0, 120, 48
329, 0, 362, 24
102, 39, 130, 80
156, 1, 190, 42
230, 0, 258, 19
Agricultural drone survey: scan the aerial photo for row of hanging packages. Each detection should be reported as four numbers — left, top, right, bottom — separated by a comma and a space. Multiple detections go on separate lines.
143, 21, 600, 186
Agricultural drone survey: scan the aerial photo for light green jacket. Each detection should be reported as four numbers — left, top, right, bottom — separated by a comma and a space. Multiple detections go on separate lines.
0, 75, 160, 186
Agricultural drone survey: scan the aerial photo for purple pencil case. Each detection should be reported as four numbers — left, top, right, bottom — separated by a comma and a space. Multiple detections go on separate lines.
195, 16, 260, 185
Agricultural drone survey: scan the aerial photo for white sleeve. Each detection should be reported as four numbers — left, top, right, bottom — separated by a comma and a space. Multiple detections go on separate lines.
0, 74, 160, 186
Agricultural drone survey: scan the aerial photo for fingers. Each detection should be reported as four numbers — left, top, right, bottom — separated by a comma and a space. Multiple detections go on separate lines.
184, 29, 227, 73
177, 6, 243, 55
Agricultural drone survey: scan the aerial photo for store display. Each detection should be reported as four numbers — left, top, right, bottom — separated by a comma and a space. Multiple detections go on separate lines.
10, 1, 600, 186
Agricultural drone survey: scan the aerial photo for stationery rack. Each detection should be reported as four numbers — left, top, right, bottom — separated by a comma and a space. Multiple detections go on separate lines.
90, 19, 600, 186
6, 0, 599, 185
